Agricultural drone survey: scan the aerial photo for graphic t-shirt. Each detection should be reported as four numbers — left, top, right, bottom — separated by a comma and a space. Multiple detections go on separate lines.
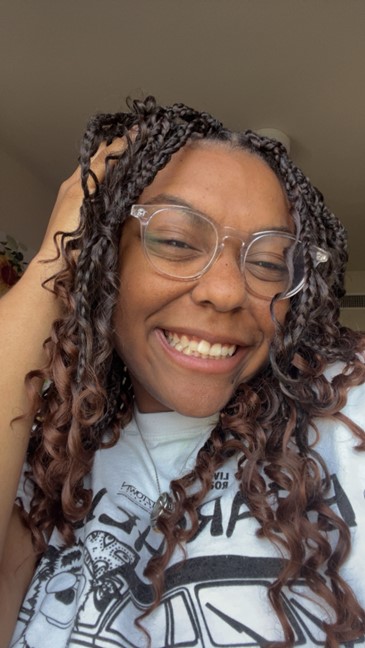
11, 373, 365, 647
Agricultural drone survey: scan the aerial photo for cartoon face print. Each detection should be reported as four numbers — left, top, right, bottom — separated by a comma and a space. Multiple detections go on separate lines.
11, 546, 86, 647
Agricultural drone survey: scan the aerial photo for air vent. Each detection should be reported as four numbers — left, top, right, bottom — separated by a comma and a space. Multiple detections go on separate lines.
341, 294, 365, 308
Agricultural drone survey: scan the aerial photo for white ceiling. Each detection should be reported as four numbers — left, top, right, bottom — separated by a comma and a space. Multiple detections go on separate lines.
1, 0, 365, 270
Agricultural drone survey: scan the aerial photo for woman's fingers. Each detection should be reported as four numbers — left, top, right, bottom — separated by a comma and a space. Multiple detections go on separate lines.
61, 136, 130, 194
38, 134, 134, 261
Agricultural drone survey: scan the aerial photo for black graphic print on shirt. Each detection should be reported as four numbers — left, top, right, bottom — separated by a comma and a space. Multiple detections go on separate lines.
12, 474, 362, 648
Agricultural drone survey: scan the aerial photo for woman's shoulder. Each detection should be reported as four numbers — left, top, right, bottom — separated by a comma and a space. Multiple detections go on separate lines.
323, 355, 365, 426
312, 358, 365, 482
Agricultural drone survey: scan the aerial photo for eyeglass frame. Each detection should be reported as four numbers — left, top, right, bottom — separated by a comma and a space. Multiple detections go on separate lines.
130, 204, 330, 300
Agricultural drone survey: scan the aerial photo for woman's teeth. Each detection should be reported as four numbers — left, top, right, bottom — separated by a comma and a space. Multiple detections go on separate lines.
165, 331, 236, 359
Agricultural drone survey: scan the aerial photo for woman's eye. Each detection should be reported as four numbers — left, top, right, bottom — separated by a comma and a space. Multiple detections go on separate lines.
246, 254, 288, 282
149, 236, 197, 251
254, 259, 286, 271
162, 238, 193, 249
146, 231, 202, 255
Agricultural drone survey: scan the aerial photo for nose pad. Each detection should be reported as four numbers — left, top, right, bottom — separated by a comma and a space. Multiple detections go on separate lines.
217, 235, 246, 274
239, 242, 247, 276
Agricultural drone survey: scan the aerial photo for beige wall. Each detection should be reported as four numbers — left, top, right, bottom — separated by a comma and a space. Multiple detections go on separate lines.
340, 308, 365, 331
0, 146, 54, 256
345, 271, 365, 294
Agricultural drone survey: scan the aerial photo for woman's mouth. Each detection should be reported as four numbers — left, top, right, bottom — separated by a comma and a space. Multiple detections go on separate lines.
164, 330, 237, 360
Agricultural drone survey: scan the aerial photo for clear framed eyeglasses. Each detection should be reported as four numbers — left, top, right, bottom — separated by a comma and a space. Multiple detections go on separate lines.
130, 204, 329, 300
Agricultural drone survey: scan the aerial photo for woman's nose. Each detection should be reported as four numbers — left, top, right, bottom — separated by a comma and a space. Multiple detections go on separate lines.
190, 245, 248, 312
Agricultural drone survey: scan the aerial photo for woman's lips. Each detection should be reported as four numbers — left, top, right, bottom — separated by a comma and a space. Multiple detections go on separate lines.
153, 328, 252, 376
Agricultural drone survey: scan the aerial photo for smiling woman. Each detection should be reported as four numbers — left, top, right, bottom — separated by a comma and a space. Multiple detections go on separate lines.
0, 97, 364, 648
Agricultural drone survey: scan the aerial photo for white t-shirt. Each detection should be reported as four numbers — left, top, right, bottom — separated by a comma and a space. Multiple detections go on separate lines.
11, 373, 365, 647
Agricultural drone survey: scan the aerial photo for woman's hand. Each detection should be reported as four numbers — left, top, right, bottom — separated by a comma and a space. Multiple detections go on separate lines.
36, 137, 129, 265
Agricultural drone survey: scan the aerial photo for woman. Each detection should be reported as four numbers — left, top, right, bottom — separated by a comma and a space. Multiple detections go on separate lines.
1, 97, 364, 647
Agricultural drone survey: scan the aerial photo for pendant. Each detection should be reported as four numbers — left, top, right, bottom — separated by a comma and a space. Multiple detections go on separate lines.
151, 491, 174, 530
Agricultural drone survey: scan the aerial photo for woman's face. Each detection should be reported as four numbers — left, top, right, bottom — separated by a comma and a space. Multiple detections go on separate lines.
113, 142, 292, 416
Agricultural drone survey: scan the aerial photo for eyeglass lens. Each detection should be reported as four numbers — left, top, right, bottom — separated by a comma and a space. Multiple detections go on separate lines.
142, 207, 303, 298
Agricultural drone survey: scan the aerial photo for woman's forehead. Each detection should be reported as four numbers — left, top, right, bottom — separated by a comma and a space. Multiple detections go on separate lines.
139, 141, 292, 231
141, 140, 286, 198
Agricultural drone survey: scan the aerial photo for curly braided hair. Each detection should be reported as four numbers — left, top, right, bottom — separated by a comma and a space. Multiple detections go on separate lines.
25, 96, 365, 646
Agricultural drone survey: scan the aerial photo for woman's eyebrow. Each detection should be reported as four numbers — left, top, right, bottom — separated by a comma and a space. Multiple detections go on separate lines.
142, 193, 293, 233
143, 193, 195, 209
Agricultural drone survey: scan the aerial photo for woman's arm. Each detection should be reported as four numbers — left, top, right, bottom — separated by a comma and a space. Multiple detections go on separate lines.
0, 164, 90, 559
0, 138, 129, 639
0, 149, 103, 547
